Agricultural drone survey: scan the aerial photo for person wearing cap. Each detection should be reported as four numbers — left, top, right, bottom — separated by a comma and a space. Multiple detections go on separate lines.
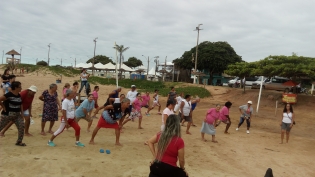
20, 85, 37, 136
126, 85, 138, 111
236, 101, 253, 134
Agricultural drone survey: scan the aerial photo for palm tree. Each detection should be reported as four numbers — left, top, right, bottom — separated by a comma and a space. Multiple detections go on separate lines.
113, 44, 129, 79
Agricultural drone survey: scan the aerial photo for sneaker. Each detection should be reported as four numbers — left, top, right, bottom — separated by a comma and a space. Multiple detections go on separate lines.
145, 112, 150, 116
75, 142, 85, 147
47, 141, 56, 147
247, 130, 250, 134
157, 112, 162, 115
236, 128, 239, 131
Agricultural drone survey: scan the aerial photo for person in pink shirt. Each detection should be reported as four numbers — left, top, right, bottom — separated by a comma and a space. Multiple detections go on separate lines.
141, 92, 150, 108
200, 104, 221, 143
92, 86, 99, 109
122, 93, 143, 129
218, 101, 232, 134
62, 83, 70, 102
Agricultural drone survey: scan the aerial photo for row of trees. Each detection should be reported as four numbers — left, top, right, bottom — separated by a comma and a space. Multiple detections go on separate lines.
173, 41, 242, 84
225, 54, 315, 79
86, 44, 143, 71
86, 55, 143, 68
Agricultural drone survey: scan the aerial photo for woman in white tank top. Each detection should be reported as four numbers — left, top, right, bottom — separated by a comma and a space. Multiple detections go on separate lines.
280, 103, 295, 144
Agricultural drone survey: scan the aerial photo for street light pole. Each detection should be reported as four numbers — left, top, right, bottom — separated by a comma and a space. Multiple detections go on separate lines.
61, 58, 62, 66
93, 37, 98, 75
154, 56, 159, 78
142, 55, 150, 80
36, 58, 38, 65
48, 43, 51, 66
20, 47, 22, 64
194, 24, 203, 84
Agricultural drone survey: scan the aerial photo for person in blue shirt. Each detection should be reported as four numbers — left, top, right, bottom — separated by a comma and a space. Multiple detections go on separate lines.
4, 75, 16, 94
75, 94, 95, 132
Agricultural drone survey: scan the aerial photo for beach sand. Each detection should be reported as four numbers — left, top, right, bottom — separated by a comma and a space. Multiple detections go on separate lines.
0, 72, 314, 177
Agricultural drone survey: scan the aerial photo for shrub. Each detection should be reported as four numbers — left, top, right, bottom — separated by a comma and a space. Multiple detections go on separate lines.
37, 61, 48, 66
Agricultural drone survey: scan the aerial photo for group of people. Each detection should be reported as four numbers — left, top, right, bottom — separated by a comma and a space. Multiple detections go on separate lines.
0, 70, 296, 176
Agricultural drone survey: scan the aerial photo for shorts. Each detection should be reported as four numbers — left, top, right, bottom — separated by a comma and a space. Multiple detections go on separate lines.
129, 109, 142, 120
152, 101, 160, 107
178, 112, 191, 122
23, 109, 30, 116
281, 122, 292, 131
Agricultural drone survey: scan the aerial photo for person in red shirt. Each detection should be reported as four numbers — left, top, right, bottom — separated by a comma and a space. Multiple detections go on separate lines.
147, 114, 188, 177
20, 85, 37, 136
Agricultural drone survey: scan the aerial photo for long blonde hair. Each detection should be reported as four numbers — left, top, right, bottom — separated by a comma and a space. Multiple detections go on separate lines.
156, 115, 181, 161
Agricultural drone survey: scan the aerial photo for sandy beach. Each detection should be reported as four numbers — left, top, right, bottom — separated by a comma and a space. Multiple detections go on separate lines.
0, 72, 314, 177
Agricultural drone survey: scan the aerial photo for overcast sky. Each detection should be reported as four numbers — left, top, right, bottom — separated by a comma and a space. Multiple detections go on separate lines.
1, 0, 314, 68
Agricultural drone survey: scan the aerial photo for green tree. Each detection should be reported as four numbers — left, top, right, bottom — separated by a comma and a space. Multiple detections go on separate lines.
225, 55, 315, 79
123, 57, 143, 68
174, 41, 242, 84
37, 60, 48, 66
113, 44, 130, 78
86, 55, 114, 65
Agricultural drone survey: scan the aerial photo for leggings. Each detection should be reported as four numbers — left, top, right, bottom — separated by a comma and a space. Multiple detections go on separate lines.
0, 113, 24, 143
54, 118, 81, 137
238, 117, 251, 128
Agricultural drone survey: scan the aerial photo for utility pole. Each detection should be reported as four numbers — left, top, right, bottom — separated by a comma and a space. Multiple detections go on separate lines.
48, 43, 51, 66
2, 50, 4, 64
164, 56, 167, 81
193, 24, 203, 84
142, 55, 150, 80
93, 37, 98, 75
75, 58, 76, 68
20, 47, 22, 64
36, 58, 38, 65
154, 56, 159, 78
61, 58, 62, 66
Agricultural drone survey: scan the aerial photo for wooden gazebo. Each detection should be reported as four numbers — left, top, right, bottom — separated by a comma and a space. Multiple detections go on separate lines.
6, 49, 20, 64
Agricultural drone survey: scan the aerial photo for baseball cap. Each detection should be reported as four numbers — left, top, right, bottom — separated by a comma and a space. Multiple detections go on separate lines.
131, 85, 136, 88
28, 85, 38, 93
247, 101, 253, 104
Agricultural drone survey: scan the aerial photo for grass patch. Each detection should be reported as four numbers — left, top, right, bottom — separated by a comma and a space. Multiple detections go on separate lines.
87, 77, 165, 89
87, 77, 211, 98
139, 86, 211, 98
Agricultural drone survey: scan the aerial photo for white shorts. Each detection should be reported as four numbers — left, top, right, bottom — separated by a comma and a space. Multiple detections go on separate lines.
152, 101, 160, 107
23, 109, 30, 116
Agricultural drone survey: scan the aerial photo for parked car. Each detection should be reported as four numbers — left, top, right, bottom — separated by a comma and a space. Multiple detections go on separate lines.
264, 76, 291, 91
242, 76, 259, 86
251, 76, 268, 89
228, 77, 240, 87
229, 76, 259, 87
